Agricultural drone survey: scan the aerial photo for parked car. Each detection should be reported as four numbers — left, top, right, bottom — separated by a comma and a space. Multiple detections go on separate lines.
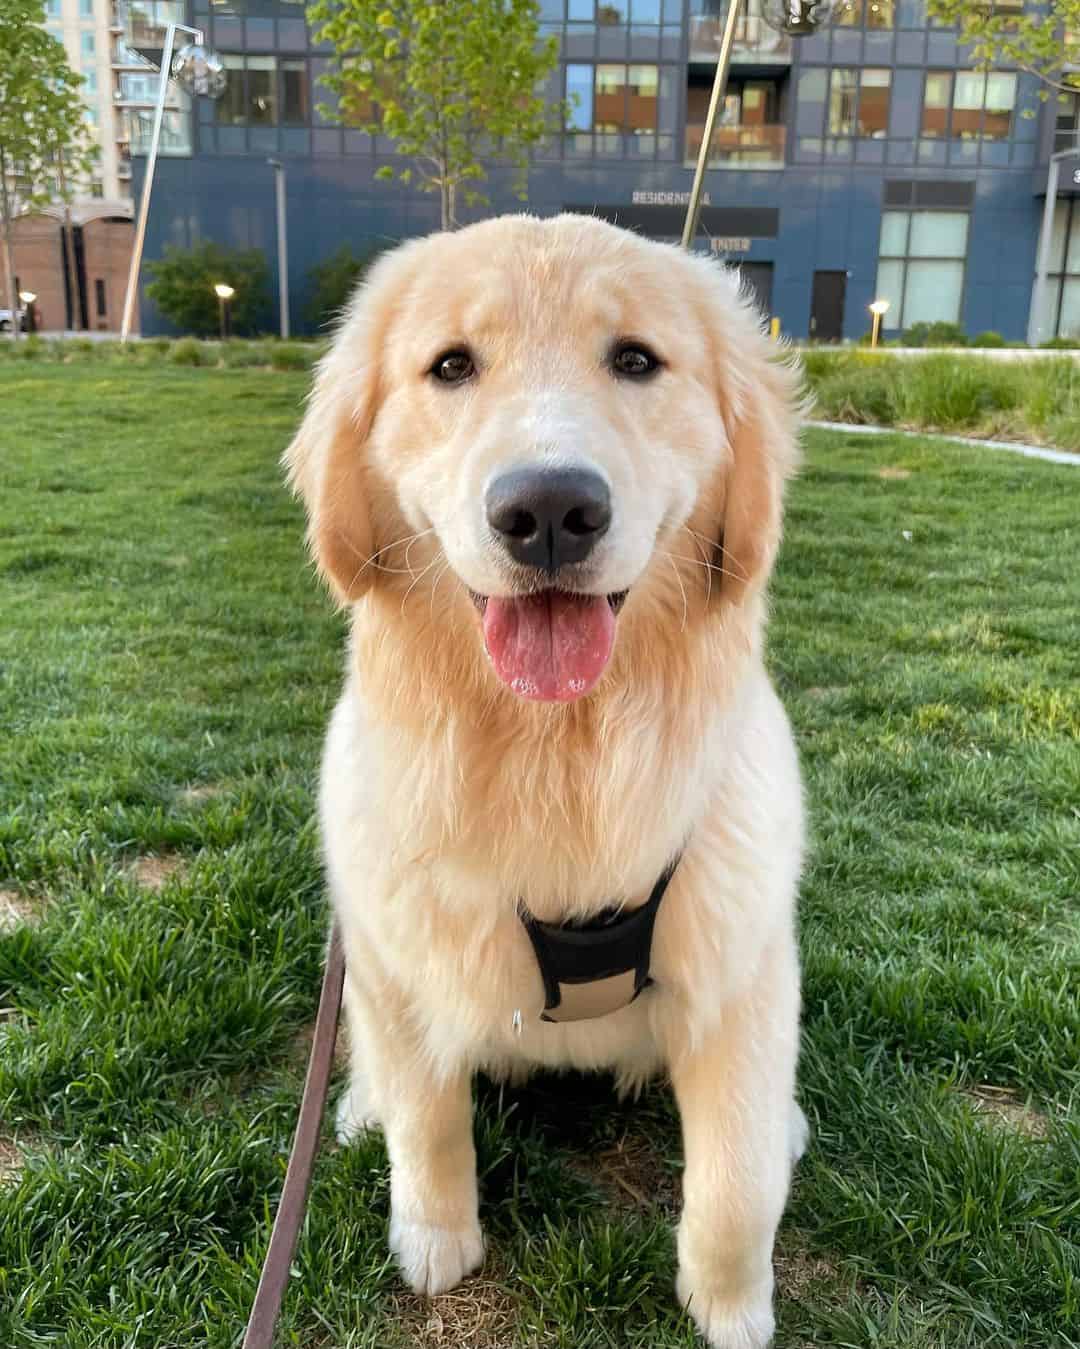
0, 305, 28, 333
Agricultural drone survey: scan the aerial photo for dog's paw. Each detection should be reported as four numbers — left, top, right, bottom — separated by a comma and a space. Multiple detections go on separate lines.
335, 1082, 378, 1145
389, 1216, 485, 1296
676, 1269, 775, 1349
788, 1102, 810, 1167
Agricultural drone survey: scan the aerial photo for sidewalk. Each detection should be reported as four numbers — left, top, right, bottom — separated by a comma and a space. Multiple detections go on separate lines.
808, 419, 1079, 467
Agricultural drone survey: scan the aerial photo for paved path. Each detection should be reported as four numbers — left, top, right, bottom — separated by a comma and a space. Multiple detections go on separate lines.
807, 419, 1079, 468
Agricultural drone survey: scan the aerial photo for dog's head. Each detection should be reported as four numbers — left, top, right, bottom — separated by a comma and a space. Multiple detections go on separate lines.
285, 214, 801, 704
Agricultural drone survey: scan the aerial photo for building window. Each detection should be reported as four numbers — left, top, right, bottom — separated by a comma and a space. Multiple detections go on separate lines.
1045, 199, 1080, 338
1055, 92, 1079, 154
217, 54, 279, 125
79, 0, 94, 16
568, 0, 596, 19
876, 209, 968, 329
46, 0, 61, 16
598, 0, 628, 21
81, 31, 95, 58
219, 54, 245, 125
825, 68, 890, 138
281, 58, 309, 125
95, 278, 107, 316
836, 0, 894, 26
922, 70, 1017, 141
91, 180, 104, 200
247, 56, 277, 125
82, 66, 98, 95
568, 63, 658, 134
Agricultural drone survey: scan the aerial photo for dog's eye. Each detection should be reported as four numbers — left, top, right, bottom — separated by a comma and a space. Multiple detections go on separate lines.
429, 349, 476, 385
610, 342, 661, 379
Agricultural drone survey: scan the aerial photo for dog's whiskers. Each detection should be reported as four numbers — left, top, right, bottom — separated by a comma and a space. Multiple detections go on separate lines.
664, 554, 689, 633
336, 526, 437, 595
682, 525, 750, 584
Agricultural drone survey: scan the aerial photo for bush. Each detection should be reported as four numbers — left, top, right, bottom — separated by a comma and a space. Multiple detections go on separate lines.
268, 342, 316, 371
167, 337, 212, 367
304, 243, 384, 331
1039, 336, 1080, 349
902, 321, 930, 347
147, 241, 271, 337
971, 331, 1007, 348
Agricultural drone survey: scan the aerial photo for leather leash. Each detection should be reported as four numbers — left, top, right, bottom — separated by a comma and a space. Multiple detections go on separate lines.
242, 921, 345, 1349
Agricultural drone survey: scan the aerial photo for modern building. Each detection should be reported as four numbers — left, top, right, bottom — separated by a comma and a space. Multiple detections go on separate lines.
129, 0, 1080, 342
16, 0, 136, 331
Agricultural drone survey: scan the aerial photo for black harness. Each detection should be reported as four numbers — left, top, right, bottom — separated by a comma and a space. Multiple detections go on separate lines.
517, 859, 680, 1023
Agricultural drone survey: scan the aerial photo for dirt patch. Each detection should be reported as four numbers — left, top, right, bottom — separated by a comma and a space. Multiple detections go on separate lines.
775, 1241, 843, 1301
179, 783, 226, 805
804, 686, 848, 702
962, 1084, 1049, 1139
0, 1138, 24, 1186
0, 888, 40, 931
570, 1129, 679, 1216
878, 466, 912, 480
130, 853, 185, 893
392, 1268, 521, 1349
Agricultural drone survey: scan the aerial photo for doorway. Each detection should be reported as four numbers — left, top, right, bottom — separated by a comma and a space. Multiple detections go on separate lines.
809, 270, 846, 342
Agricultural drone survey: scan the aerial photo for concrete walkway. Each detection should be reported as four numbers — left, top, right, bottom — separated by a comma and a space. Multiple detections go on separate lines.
807, 419, 1080, 468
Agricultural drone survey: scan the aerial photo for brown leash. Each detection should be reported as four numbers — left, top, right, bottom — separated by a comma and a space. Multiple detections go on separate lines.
242, 921, 346, 1349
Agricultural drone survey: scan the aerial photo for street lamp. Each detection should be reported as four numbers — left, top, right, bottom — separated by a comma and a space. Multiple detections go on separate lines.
214, 283, 235, 340
681, 0, 843, 248
120, 30, 226, 342
19, 290, 37, 334
267, 159, 290, 339
1028, 138, 1080, 346
869, 298, 890, 348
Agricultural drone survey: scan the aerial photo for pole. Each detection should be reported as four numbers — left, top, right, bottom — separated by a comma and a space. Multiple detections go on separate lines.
218, 292, 225, 341
120, 23, 204, 343
269, 160, 289, 339
1028, 152, 1064, 347
871, 310, 881, 348
681, 0, 743, 250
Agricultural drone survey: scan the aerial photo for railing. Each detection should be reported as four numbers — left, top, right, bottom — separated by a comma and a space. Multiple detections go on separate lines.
125, 0, 186, 50
687, 14, 792, 64
685, 121, 786, 168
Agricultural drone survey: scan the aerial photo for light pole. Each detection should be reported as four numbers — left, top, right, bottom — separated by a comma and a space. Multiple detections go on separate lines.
869, 298, 889, 348
267, 159, 290, 339
19, 290, 37, 335
1027, 142, 1079, 347
682, 0, 843, 249
120, 32, 226, 342
215, 282, 235, 340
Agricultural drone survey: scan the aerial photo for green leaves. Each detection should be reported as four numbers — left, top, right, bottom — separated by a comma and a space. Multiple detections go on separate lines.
145, 242, 271, 337
307, 0, 562, 228
927, 0, 1080, 96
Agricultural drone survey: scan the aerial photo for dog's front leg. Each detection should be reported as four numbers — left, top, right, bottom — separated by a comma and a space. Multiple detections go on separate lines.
362, 980, 483, 1296
671, 933, 801, 1349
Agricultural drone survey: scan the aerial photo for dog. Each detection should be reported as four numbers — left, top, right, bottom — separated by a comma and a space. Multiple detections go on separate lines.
284, 212, 806, 1349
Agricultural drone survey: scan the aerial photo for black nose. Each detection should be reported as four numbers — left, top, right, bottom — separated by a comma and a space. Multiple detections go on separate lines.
486, 467, 612, 573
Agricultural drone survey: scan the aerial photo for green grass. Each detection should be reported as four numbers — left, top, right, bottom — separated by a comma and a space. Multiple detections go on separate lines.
1, 367, 1077, 1349
802, 349, 1080, 452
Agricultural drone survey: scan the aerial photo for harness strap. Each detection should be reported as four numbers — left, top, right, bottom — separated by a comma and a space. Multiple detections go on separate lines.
519, 859, 679, 1023
242, 922, 345, 1349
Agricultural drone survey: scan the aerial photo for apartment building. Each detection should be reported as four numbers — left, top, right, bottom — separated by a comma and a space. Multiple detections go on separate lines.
128, 0, 1080, 342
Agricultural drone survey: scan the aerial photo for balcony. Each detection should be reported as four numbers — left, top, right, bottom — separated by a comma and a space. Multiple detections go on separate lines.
125, 0, 185, 55
685, 121, 786, 169
688, 13, 792, 66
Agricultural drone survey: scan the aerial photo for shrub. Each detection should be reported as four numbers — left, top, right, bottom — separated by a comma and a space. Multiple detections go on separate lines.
167, 337, 211, 367
925, 321, 967, 347
268, 342, 316, 371
221, 341, 269, 368
304, 243, 384, 331
1039, 336, 1080, 349
147, 241, 271, 337
971, 331, 1007, 348
902, 322, 930, 347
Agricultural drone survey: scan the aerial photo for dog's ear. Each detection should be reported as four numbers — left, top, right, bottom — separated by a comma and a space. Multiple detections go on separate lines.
282, 246, 414, 605
695, 262, 803, 607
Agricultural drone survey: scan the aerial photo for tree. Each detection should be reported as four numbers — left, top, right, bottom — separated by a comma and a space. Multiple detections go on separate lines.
927, 0, 1080, 96
305, 241, 385, 329
308, 0, 562, 230
0, 0, 97, 338
146, 241, 271, 336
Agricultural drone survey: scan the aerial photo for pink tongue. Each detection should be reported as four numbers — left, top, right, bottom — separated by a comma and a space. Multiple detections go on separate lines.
482, 593, 615, 702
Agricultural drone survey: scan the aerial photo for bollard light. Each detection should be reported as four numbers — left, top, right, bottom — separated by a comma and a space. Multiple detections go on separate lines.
214, 282, 235, 341
869, 298, 890, 348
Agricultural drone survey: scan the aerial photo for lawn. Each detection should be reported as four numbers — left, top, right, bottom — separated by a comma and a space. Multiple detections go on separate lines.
1, 365, 1077, 1349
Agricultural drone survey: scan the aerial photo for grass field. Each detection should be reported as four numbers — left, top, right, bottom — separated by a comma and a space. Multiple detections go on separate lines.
1, 366, 1077, 1349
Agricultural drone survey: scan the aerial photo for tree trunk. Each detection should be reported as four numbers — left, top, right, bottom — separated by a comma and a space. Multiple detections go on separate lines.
446, 179, 458, 231
440, 176, 450, 232
57, 156, 81, 332
0, 145, 19, 342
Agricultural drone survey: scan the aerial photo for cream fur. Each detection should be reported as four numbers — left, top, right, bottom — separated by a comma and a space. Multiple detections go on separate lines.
284, 214, 807, 1349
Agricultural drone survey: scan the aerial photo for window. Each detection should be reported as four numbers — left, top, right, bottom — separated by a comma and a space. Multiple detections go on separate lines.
46, 0, 61, 17
247, 56, 277, 125
566, 64, 657, 135
1056, 92, 1080, 154
95, 278, 107, 316
922, 70, 1017, 140
91, 180, 104, 200
1044, 199, 1080, 339
876, 209, 968, 328
80, 0, 93, 16
81, 32, 95, 57
568, 0, 595, 18
281, 58, 308, 124
82, 66, 97, 94
836, 0, 894, 26
597, 0, 628, 22
826, 68, 890, 138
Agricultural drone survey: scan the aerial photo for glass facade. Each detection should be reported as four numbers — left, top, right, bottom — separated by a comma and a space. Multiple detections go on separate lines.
130, 0, 1056, 342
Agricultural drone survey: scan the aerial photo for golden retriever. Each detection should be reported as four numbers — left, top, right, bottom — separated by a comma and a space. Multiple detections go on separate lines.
284, 212, 805, 1349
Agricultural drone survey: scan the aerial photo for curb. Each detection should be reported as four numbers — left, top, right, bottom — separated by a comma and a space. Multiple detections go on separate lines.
806, 419, 1080, 468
